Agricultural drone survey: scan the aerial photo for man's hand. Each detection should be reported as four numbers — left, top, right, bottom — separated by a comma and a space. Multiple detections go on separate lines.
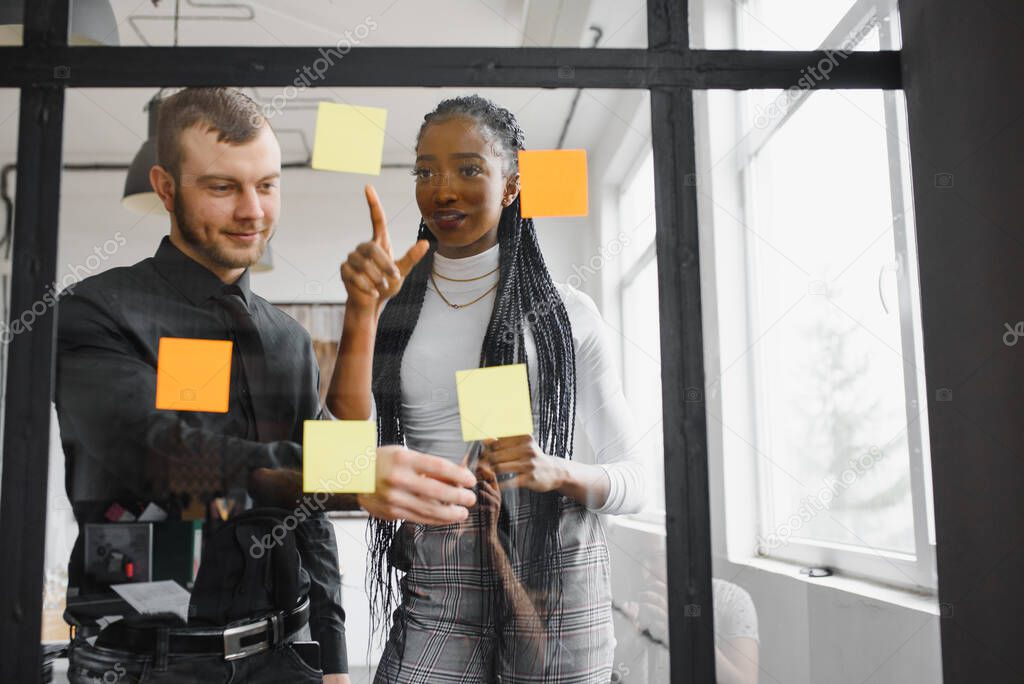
248, 446, 477, 523
249, 467, 367, 511
358, 445, 477, 525
324, 674, 350, 684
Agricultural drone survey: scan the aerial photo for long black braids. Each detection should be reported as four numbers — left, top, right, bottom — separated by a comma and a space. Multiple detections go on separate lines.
367, 95, 578, 679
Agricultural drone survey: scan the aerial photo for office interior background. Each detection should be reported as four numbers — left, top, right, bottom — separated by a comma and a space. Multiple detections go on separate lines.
0, 0, 1020, 682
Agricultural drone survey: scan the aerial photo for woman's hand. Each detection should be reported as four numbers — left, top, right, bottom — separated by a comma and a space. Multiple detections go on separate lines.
340, 184, 429, 314
481, 435, 568, 494
328, 185, 427, 419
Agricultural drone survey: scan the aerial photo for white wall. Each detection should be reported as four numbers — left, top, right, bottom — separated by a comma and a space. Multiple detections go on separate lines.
55, 164, 601, 304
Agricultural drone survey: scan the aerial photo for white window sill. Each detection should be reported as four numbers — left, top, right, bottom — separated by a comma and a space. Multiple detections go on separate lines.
605, 517, 939, 616
731, 555, 940, 615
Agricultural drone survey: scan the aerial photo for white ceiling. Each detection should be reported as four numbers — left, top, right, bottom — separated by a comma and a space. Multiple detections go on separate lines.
0, 0, 647, 166
109, 0, 639, 49
124, 0, 534, 48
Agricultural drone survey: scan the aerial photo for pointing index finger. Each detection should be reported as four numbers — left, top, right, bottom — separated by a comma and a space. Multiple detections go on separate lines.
364, 184, 391, 253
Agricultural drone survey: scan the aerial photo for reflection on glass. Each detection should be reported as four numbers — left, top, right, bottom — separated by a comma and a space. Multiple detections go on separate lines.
619, 575, 761, 684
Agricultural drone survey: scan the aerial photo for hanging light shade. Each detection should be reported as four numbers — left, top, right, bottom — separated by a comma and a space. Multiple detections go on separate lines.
251, 244, 274, 273
0, 0, 120, 46
122, 95, 165, 215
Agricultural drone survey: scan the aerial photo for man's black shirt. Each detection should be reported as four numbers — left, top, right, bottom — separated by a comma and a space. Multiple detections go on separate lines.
55, 236, 347, 673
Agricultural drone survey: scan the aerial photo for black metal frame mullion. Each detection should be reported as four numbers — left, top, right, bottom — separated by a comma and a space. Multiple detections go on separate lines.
0, 46, 901, 90
0, 1, 904, 682
648, 2, 715, 681
0, 2, 68, 681
650, 85, 716, 683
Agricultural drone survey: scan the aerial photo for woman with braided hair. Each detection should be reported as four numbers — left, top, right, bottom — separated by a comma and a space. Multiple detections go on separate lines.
326, 94, 646, 683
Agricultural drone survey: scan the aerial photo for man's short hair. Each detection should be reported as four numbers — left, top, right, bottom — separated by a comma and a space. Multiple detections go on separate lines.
156, 87, 270, 184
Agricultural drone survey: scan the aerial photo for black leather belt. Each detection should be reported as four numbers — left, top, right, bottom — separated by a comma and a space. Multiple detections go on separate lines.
95, 597, 310, 661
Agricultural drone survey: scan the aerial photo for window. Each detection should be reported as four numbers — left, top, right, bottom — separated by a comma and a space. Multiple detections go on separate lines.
615, 151, 664, 518
696, 0, 901, 50
701, 0, 936, 590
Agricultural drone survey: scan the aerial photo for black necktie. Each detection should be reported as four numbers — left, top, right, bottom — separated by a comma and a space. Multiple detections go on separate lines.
213, 286, 270, 441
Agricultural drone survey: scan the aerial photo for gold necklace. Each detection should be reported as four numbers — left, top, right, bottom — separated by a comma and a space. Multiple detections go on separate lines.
432, 264, 500, 282
430, 270, 499, 309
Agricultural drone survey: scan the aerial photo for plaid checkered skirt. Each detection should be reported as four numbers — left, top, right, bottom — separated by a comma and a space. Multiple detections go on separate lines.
374, 492, 616, 683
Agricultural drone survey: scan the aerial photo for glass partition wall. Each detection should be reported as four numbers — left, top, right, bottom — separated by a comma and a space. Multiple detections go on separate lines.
0, 1, 931, 682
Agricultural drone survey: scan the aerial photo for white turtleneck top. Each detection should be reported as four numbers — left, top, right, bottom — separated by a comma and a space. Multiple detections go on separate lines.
392, 242, 645, 515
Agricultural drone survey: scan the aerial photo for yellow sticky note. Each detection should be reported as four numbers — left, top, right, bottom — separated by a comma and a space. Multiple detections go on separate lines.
455, 364, 534, 441
155, 337, 233, 413
311, 102, 387, 175
302, 420, 377, 493
518, 149, 589, 218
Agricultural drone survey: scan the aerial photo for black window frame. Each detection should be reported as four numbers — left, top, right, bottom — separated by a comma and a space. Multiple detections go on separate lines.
0, 1, 904, 681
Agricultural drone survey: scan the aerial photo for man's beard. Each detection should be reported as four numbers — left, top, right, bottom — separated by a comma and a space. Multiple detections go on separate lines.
173, 197, 269, 270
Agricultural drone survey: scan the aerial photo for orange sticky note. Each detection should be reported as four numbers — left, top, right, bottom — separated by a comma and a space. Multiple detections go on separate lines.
518, 149, 589, 218
155, 337, 233, 413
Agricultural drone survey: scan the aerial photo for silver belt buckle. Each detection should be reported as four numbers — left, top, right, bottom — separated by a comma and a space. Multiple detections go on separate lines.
222, 619, 270, 661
